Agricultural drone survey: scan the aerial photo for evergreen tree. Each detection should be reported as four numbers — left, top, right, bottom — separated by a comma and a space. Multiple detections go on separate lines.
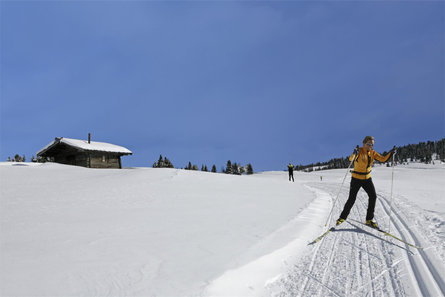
211, 165, 217, 173
157, 155, 164, 168
438, 139, 445, 161
225, 160, 232, 174
246, 163, 254, 175
232, 162, 241, 175
164, 157, 174, 168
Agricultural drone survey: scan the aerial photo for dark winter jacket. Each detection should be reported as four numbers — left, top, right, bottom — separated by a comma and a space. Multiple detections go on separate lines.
288, 164, 294, 173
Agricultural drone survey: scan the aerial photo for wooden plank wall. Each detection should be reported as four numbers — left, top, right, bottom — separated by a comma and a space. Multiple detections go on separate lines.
89, 153, 121, 169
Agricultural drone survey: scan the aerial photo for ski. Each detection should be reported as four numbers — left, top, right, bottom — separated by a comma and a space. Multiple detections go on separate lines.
309, 226, 336, 245
349, 219, 423, 249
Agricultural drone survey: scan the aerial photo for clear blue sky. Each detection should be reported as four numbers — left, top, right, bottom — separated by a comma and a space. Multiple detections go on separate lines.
1, 1, 444, 171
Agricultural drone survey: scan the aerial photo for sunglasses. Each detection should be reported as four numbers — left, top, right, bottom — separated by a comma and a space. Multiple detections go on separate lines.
366, 142, 374, 147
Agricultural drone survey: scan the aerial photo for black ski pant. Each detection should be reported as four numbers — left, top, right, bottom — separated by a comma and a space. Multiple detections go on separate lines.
340, 177, 377, 221
289, 172, 294, 182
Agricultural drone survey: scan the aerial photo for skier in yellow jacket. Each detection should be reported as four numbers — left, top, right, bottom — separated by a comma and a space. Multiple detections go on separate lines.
336, 136, 396, 228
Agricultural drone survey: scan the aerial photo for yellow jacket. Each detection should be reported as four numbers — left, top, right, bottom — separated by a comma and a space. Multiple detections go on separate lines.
350, 147, 391, 180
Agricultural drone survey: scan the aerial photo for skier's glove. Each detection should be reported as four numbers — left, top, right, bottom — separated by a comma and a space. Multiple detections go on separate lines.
353, 145, 360, 155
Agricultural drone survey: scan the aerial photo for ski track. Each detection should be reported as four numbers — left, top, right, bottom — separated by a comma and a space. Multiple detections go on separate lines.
267, 182, 445, 297
377, 194, 445, 297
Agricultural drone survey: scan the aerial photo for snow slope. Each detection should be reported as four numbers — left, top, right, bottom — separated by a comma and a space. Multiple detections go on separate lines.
0, 163, 315, 296
1, 162, 444, 296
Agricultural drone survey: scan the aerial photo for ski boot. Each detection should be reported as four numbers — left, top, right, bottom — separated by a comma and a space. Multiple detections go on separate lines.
366, 220, 379, 229
336, 218, 345, 226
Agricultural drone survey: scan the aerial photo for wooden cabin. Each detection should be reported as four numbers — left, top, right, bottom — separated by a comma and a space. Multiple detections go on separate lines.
37, 135, 132, 169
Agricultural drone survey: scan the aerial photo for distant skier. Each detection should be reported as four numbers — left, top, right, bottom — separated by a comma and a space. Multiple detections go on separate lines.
288, 163, 294, 182
336, 136, 396, 228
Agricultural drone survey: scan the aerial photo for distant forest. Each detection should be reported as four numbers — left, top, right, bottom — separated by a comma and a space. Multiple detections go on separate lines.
296, 138, 445, 172
153, 154, 254, 175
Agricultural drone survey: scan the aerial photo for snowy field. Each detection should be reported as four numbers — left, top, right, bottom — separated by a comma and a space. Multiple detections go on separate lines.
1, 162, 444, 296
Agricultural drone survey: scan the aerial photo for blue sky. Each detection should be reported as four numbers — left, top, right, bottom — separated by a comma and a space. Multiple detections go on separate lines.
1, 1, 444, 171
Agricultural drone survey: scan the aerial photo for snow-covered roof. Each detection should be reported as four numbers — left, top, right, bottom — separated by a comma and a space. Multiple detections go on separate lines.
37, 137, 132, 156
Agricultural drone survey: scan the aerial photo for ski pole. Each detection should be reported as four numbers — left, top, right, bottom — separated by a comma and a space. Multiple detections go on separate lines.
324, 145, 359, 227
387, 146, 396, 232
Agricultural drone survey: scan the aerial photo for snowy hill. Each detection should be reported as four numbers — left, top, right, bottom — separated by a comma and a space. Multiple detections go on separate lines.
1, 162, 444, 296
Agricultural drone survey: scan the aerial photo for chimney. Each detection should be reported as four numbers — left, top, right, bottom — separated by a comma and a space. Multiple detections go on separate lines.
88, 133, 91, 144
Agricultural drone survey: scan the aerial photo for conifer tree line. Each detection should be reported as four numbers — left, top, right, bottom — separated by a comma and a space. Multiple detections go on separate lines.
152, 155, 254, 174
184, 162, 199, 171
184, 160, 253, 175
393, 139, 445, 164
223, 160, 254, 175
7, 155, 45, 163
297, 138, 445, 172
152, 155, 174, 168
6, 154, 27, 162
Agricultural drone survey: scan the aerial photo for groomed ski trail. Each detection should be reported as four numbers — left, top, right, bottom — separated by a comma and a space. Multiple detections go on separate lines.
267, 183, 445, 297
376, 193, 445, 297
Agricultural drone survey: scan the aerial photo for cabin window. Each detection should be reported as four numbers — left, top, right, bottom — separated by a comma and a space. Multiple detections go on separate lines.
102, 155, 106, 162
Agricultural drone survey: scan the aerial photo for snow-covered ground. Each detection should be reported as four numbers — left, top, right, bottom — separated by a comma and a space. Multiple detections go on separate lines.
1, 162, 444, 296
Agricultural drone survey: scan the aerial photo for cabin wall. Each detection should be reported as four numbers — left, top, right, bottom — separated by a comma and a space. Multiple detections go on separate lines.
89, 153, 121, 169
53, 153, 88, 167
